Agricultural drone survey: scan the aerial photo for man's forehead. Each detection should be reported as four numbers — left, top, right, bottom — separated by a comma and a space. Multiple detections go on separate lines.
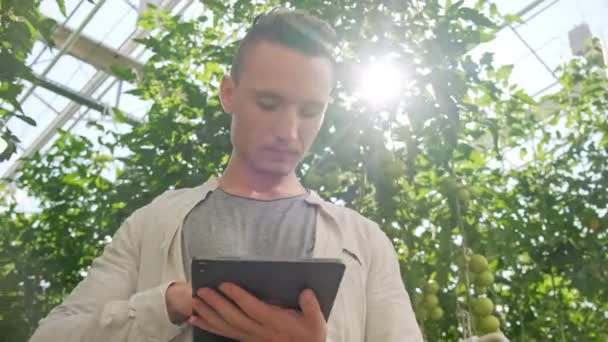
237, 42, 333, 99
240, 39, 333, 68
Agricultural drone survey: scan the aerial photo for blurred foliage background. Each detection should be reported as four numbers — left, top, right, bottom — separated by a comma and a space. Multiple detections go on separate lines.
1, 0, 607, 341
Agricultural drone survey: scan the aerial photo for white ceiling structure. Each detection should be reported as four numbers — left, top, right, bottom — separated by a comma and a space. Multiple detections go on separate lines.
1, 0, 203, 180
1, 0, 607, 210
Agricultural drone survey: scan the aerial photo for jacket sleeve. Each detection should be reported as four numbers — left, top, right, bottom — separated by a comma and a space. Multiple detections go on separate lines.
364, 227, 424, 342
29, 206, 184, 342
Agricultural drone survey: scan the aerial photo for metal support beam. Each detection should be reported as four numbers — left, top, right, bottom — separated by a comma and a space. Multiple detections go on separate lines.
13, 0, 107, 117
509, 26, 558, 80
47, 24, 144, 77
66, 78, 121, 132
26, 72, 109, 113
1, 0, 187, 181
497, 0, 551, 30
0, 0, 105, 135
27, 0, 88, 69
31, 92, 61, 115
25, 72, 141, 125
464, 0, 550, 55
1, 72, 138, 181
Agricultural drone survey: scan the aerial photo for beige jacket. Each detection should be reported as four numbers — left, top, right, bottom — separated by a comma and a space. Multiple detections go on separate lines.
30, 178, 422, 342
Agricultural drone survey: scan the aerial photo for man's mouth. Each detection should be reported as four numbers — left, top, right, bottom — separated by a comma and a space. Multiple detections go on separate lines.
264, 147, 299, 155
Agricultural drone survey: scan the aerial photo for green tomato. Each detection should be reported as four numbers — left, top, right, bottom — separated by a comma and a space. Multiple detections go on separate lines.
476, 315, 500, 334
423, 294, 439, 308
469, 254, 489, 273
457, 187, 470, 205
475, 271, 495, 287
429, 307, 444, 320
423, 280, 440, 294
440, 177, 459, 195
472, 297, 494, 316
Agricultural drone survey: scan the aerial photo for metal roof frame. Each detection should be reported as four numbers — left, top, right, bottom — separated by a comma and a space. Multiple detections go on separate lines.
1, 0, 189, 181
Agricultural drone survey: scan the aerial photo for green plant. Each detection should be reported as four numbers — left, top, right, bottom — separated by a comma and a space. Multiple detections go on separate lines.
0, 0, 62, 160
1, 1, 607, 341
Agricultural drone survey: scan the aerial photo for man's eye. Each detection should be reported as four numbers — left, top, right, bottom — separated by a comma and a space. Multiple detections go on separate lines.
257, 98, 279, 111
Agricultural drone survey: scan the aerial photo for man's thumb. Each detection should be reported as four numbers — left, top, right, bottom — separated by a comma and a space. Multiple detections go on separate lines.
299, 289, 323, 321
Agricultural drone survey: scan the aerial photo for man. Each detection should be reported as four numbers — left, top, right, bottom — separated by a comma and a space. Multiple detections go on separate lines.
29, 9, 422, 342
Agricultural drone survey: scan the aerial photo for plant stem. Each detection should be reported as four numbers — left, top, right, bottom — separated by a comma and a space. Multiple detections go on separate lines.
550, 272, 567, 342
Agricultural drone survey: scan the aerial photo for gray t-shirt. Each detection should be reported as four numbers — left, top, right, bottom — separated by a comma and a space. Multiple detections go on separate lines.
181, 189, 317, 280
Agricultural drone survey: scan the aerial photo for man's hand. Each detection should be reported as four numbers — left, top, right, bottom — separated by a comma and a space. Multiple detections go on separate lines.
166, 281, 193, 324
190, 283, 327, 342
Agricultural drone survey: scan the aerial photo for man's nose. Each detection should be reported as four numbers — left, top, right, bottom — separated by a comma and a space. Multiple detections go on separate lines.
274, 107, 299, 142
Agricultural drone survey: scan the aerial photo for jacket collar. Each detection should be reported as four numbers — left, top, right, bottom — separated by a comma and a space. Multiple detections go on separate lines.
198, 176, 330, 211
195, 177, 346, 258
160, 176, 344, 285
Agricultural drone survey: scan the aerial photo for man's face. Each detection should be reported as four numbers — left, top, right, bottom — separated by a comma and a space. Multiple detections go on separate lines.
220, 41, 333, 176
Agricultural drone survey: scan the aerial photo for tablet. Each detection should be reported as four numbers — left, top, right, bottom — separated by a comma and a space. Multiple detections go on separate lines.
191, 257, 345, 342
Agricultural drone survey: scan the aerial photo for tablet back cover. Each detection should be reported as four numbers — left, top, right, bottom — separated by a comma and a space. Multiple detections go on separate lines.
191, 258, 345, 342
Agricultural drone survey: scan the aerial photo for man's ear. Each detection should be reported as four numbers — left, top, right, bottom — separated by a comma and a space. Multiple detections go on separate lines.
219, 74, 235, 114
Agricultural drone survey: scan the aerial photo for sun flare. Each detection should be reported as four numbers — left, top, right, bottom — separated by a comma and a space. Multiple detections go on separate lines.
357, 61, 403, 105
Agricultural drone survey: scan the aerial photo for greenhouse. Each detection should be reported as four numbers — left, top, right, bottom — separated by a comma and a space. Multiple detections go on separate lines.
1, 0, 607, 341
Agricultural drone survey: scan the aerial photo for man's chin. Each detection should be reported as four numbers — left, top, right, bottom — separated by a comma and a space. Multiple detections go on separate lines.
253, 161, 296, 177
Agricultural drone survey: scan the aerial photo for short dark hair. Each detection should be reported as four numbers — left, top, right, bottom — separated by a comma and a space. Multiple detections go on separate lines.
230, 9, 338, 82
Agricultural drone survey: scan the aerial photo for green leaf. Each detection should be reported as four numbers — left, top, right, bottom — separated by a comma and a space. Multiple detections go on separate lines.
112, 108, 129, 124
479, 30, 496, 43
62, 174, 84, 187
600, 133, 608, 148
495, 65, 514, 81
55, 0, 67, 16
86, 120, 105, 131
111, 202, 127, 209
125, 88, 145, 97
14, 113, 36, 126
480, 52, 494, 66
459, 8, 497, 28
469, 150, 484, 166
110, 65, 136, 82
514, 90, 536, 105
22, 18, 38, 40
503, 14, 524, 25
520, 148, 527, 158
489, 3, 498, 17
448, 0, 465, 12
39, 17, 59, 46
0, 135, 9, 155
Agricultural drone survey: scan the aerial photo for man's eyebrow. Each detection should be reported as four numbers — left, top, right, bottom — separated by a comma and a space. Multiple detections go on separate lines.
251, 89, 283, 99
250, 89, 326, 107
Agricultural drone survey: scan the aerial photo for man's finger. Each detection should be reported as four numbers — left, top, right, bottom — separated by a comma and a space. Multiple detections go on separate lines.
189, 315, 227, 338
218, 283, 274, 324
192, 297, 240, 339
198, 287, 263, 335
299, 289, 325, 326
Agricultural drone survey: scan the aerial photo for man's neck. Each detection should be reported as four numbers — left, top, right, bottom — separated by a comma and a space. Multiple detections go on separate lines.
219, 156, 306, 200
